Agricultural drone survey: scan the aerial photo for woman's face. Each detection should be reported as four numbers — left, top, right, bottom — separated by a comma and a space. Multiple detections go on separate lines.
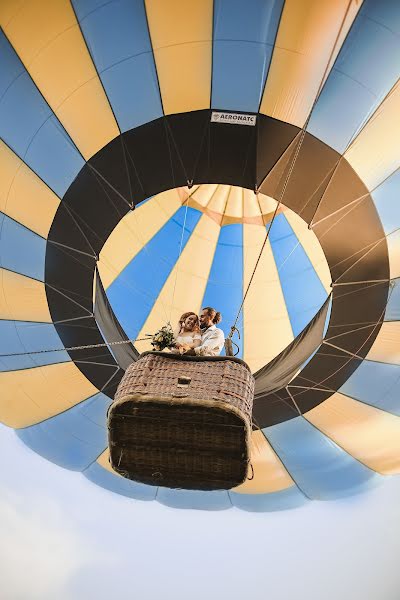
184, 314, 197, 331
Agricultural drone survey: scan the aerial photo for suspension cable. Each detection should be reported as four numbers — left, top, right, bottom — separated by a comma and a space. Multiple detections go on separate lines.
0, 337, 153, 359
169, 190, 192, 323
228, 0, 354, 339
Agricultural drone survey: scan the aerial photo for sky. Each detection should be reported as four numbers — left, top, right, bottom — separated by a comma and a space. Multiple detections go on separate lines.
1, 422, 400, 600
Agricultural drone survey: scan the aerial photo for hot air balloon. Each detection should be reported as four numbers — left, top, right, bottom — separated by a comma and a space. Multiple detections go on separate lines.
0, 0, 399, 511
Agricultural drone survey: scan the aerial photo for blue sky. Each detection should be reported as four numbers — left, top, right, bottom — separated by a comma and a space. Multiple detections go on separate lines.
1, 422, 400, 600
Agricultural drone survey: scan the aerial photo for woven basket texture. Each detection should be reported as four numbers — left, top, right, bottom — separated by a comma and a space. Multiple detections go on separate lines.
108, 352, 255, 490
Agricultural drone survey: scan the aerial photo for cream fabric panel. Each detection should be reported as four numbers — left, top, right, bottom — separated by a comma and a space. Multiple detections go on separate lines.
135, 214, 220, 353
145, 0, 212, 114
0, 141, 59, 238
191, 184, 218, 208
234, 430, 295, 494
222, 186, 243, 225
257, 193, 278, 216
0, 0, 119, 159
345, 80, 400, 191
260, 0, 361, 127
97, 448, 115, 474
243, 189, 262, 221
367, 322, 400, 365
243, 224, 293, 371
387, 229, 400, 280
207, 185, 230, 218
0, 362, 98, 428
305, 392, 400, 475
0, 269, 51, 322
98, 190, 182, 289
284, 210, 331, 292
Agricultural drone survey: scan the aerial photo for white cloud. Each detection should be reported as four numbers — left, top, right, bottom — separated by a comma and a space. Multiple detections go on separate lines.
1, 424, 400, 600
0, 489, 104, 600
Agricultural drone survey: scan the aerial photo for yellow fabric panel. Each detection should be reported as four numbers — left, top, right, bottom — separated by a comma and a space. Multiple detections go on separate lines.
207, 184, 229, 216
243, 224, 293, 371
224, 186, 242, 220
191, 184, 218, 207
145, 0, 212, 114
305, 392, 400, 475
135, 214, 220, 354
97, 448, 116, 474
243, 189, 261, 220
257, 193, 277, 215
0, 269, 51, 322
0, 0, 119, 160
367, 322, 400, 365
98, 190, 182, 289
0, 0, 24, 23
284, 210, 331, 292
0, 362, 98, 428
387, 229, 400, 280
0, 141, 59, 238
260, 0, 361, 127
234, 430, 294, 493
345, 80, 400, 191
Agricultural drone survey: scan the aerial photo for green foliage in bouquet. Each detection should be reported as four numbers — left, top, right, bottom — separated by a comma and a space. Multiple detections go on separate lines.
150, 323, 175, 351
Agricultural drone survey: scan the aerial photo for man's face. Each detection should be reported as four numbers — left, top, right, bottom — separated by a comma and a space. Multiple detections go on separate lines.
200, 310, 212, 329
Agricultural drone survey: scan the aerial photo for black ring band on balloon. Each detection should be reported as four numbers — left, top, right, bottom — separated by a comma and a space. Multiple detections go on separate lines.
45, 110, 389, 428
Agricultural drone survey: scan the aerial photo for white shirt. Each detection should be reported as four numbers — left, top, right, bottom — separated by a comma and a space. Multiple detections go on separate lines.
194, 324, 225, 357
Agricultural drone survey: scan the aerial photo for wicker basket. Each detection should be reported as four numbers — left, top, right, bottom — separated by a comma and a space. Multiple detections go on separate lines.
107, 351, 254, 491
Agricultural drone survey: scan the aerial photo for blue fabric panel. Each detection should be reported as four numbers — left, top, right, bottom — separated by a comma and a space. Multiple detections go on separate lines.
0, 213, 46, 280
201, 224, 243, 356
73, 0, 163, 131
269, 214, 327, 336
84, 461, 157, 500
107, 206, 202, 340
0, 31, 84, 196
157, 488, 231, 511
263, 417, 378, 500
16, 393, 111, 471
229, 485, 307, 512
386, 278, 400, 321
212, 0, 284, 112
308, 0, 400, 153
372, 168, 400, 235
340, 360, 400, 416
323, 295, 332, 337
0, 28, 25, 95
0, 321, 70, 372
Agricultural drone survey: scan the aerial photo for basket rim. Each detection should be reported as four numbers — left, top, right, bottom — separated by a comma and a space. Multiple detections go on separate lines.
139, 351, 253, 373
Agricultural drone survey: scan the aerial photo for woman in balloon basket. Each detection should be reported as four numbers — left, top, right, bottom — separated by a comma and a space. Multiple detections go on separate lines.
152, 307, 225, 357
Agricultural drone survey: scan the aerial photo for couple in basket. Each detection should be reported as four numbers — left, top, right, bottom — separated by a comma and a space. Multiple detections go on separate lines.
171, 307, 225, 357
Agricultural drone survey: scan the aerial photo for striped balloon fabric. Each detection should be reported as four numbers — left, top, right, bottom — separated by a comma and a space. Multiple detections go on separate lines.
0, 0, 399, 511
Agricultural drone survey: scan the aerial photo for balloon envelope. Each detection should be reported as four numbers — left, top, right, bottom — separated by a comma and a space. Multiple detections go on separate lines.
0, 0, 399, 511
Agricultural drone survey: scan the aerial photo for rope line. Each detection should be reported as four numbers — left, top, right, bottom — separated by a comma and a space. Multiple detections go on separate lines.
0, 337, 151, 358
169, 193, 190, 323
228, 0, 356, 338
286, 284, 394, 401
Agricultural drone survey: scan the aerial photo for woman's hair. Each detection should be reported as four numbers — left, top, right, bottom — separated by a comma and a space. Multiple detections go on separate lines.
178, 312, 200, 333
202, 307, 222, 325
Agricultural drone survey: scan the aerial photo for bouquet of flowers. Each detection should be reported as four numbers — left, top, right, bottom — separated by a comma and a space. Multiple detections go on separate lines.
150, 323, 175, 351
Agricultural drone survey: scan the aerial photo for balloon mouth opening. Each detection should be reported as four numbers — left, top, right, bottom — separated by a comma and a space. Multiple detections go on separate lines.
95, 184, 331, 372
